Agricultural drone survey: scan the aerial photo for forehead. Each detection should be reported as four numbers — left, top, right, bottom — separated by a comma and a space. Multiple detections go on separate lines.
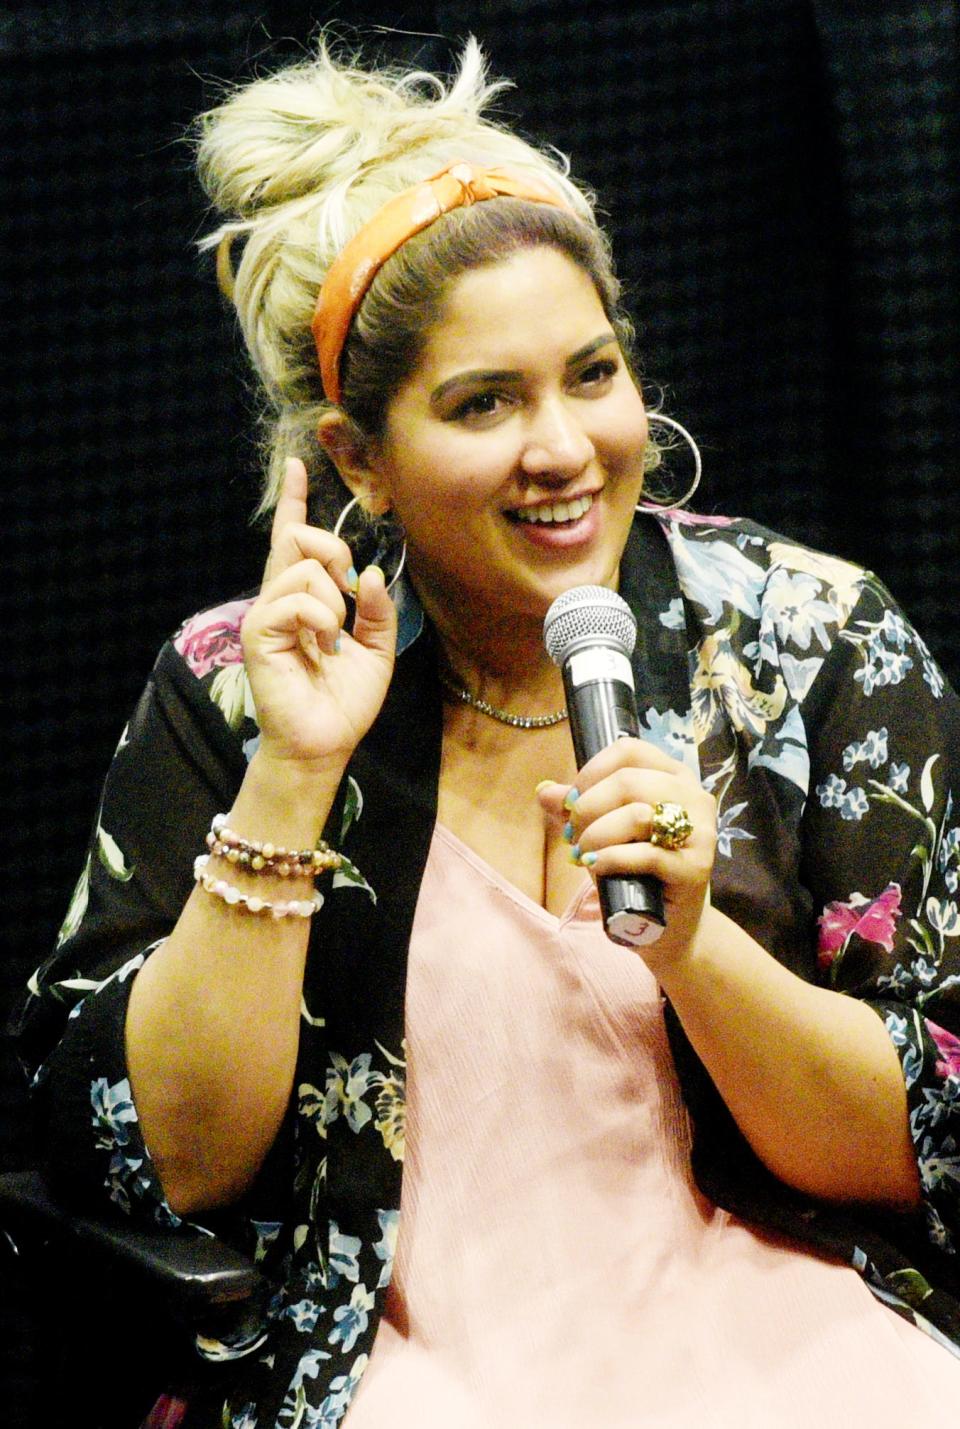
419, 246, 608, 370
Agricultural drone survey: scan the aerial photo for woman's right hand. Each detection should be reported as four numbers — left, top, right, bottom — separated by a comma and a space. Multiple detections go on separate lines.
240, 458, 397, 768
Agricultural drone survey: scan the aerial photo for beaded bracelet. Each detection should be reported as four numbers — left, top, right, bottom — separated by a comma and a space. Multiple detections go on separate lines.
206, 813, 342, 877
194, 855, 323, 919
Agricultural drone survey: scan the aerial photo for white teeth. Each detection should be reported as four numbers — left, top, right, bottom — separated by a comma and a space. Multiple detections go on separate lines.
515, 493, 593, 524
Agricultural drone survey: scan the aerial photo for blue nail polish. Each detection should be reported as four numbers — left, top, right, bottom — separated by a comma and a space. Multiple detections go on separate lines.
563, 787, 580, 811
346, 566, 359, 593
569, 844, 581, 864
334, 635, 342, 654
582, 851, 598, 868
562, 821, 574, 843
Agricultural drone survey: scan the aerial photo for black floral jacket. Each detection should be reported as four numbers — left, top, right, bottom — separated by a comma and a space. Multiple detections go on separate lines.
16, 511, 960, 1427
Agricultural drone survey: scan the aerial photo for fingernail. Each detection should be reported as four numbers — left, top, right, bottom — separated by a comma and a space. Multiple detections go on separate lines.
535, 779, 554, 795
334, 635, 342, 654
563, 787, 580, 811
562, 821, 574, 843
346, 566, 359, 593
581, 851, 598, 868
569, 844, 581, 863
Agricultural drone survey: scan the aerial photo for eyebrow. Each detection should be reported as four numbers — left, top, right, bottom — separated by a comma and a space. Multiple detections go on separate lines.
429, 331, 619, 406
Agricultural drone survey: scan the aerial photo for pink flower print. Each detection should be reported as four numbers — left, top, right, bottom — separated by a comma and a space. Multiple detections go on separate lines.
817, 883, 902, 970
926, 1020, 960, 1080
174, 599, 253, 678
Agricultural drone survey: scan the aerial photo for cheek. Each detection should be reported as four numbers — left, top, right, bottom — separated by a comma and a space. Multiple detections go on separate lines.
595, 390, 647, 460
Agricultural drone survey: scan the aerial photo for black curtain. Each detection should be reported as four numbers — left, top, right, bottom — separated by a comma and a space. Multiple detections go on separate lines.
4, 3, 957, 1421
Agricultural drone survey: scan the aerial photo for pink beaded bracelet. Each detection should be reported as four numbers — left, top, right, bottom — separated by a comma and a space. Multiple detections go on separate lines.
206, 813, 342, 877
193, 855, 323, 919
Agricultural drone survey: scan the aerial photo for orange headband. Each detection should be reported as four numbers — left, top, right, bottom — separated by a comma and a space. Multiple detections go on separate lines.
312, 161, 577, 404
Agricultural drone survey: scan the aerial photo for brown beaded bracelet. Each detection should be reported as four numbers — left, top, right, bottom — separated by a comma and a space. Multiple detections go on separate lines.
206, 813, 342, 877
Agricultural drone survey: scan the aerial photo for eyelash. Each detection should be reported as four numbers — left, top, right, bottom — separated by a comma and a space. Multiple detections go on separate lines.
449, 357, 620, 423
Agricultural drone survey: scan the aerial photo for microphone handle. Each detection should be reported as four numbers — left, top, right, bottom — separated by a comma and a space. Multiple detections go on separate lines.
561, 671, 666, 947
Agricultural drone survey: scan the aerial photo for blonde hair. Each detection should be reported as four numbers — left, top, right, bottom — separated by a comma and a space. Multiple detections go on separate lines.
196, 34, 648, 518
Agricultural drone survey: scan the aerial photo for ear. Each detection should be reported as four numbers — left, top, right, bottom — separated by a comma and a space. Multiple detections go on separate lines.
317, 411, 392, 517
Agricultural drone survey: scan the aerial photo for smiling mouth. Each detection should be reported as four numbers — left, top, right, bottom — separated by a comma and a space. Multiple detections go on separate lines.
509, 493, 595, 525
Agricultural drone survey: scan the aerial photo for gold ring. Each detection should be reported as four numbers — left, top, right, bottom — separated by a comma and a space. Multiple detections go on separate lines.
650, 801, 693, 851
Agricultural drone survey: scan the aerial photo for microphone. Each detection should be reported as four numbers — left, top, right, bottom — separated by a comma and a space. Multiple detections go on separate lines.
543, 585, 666, 947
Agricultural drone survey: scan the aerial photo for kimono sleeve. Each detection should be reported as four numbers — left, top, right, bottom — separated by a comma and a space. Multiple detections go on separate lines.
798, 572, 960, 1259
14, 639, 248, 1224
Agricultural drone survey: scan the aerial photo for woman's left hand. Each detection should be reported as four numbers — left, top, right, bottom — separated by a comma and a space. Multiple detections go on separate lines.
537, 738, 716, 966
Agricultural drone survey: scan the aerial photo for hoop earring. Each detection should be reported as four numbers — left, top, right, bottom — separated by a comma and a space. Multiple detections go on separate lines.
332, 495, 407, 593
638, 413, 702, 511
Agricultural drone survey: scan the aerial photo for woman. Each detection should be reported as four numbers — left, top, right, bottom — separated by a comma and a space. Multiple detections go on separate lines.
18, 34, 960, 1427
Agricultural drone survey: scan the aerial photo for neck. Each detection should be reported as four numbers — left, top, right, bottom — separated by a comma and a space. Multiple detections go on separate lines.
415, 580, 565, 711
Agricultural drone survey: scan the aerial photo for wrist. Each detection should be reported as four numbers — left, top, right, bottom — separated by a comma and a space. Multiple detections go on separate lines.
232, 745, 348, 848
641, 897, 719, 991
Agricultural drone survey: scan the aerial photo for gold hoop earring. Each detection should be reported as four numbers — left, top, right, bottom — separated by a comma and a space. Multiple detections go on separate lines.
332, 495, 407, 593
638, 413, 702, 511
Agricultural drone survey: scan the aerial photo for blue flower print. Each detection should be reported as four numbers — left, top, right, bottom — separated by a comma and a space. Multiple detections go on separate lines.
884, 1010, 909, 1049
286, 1299, 322, 1333
913, 955, 941, 987
278, 1348, 334, 1428
91, 1076, 137, 1148
373, 1208, 400, 1289
641, 707, 697, 771
298, 1082, 328, 1138
937, 826, 960, 881
855, 646, 914, 697
760, 568, 838, 652
667, 526, 765, 625
312, 1355, 370, 1427
230, 1406, 258, 1429
328, 1284, 375, 1354
290, 1347, 331, 1393
889, 762, 911, 794
843, 727, 888, 772
325, 1053, 377, 1133
328, 1223, 362, 1289
747, 705, 810, 792
659, 597, 686, 630
919, 639, 946, 697
878, 963, 915, 996
815, 774, 869, 821
90, 1076, 180, 1226
816, 773, 848, 810
879, 609, 912, 650
840, 787, 870, 821
715, 801, 756, 858
779, 652, 823, 702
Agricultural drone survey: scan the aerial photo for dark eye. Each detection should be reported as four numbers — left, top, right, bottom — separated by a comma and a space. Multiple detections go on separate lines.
451, 390, 508, 423
576, 358, 618, 389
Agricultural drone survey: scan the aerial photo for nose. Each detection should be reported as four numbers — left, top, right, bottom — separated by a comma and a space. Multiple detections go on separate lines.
519, 396, 595, 482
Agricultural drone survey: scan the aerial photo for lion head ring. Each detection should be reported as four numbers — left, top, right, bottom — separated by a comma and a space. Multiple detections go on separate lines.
650, 801, 694, 851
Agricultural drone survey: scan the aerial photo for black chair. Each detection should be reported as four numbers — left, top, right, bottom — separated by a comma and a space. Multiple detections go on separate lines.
0, 1168, 271, 1429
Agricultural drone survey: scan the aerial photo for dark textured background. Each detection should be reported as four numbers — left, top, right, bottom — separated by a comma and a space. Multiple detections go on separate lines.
3, 2, 958, 1420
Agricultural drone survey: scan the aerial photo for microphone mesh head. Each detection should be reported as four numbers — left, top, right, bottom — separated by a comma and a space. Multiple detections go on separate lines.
543, 585, 637, 664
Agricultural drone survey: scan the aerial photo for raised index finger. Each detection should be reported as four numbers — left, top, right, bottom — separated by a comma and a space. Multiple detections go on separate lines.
270, 457, 310, 547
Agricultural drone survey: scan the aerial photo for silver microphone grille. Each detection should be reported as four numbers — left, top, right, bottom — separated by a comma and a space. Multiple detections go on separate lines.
543, 585, 637, 665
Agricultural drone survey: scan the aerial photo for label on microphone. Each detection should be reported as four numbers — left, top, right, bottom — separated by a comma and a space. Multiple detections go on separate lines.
567, 648, 635, 690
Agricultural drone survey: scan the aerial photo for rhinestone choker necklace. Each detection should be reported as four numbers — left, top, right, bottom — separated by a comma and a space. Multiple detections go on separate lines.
439, 671, 568, 729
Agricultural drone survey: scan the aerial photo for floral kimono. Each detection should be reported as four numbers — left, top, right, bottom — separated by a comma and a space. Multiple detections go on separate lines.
16, 510, 960, 1426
